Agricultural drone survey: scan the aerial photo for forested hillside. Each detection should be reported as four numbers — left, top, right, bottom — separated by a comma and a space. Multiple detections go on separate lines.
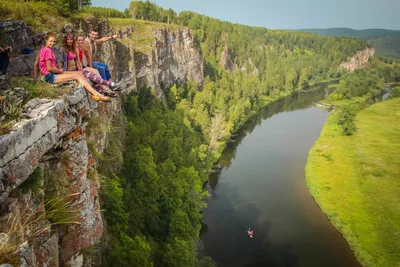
297, 28, 400, 38
168, 10, 369, 144
0, 1, 375, 266
297, 28, 400, 58
96, 2, 373, 266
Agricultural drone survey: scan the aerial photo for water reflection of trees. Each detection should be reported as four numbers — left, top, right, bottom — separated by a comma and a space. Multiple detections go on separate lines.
209, 82, 335, 192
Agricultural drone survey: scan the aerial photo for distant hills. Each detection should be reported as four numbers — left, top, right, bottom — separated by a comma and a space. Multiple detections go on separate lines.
296, 28, 400, 58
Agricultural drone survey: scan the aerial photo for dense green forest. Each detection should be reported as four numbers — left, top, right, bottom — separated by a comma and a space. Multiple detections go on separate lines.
328, 69, 385, 136
93, 2, 377, 266
128, 0, 177, 23
167, 10, 369, 145
97, 91, 215, 266
327, 57, 400, 103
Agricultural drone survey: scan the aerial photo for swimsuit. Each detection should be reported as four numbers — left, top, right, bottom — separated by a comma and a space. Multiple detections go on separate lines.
68, 51, 76, 60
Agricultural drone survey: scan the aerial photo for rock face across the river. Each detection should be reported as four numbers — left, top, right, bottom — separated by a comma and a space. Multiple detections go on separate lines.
339, 47, 375, 72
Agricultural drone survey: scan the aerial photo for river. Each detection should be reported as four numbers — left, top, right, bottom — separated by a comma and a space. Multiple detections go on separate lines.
201, 82, 361, 267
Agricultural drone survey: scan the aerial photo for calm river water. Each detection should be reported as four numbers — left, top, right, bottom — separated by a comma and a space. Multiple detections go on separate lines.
201, 83, 361, 267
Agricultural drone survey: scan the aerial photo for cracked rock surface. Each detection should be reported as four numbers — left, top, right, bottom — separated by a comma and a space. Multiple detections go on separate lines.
0, 82, 122, 266
0, 88, 95, 202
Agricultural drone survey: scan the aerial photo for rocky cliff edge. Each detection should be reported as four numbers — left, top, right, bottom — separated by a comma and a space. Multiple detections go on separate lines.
0, 18, 204, 267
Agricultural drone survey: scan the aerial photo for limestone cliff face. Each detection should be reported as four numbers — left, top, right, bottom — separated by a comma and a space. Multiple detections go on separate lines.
135, 28, 204, 101
0, 85, 124, 266
0, 18, 204, 267
339, 47, 375, 72
220, 44, 234, 71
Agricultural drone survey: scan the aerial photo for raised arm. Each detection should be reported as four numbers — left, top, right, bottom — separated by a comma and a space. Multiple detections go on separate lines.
95, 34, 119, 43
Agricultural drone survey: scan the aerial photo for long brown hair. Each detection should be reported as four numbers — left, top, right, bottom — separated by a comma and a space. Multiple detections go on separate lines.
63, 33, 77, 53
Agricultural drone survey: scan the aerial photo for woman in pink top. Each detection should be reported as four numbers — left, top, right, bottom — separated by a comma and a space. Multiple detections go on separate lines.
33, 32, 110, 102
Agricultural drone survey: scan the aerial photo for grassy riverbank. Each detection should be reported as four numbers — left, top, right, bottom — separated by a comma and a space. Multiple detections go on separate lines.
306, 98, 400, 267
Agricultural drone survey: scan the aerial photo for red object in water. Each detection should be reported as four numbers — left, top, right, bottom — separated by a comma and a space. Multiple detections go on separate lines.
247, 229, 254, 238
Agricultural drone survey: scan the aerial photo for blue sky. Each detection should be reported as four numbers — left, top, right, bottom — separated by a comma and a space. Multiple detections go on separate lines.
91, 0, 400, 30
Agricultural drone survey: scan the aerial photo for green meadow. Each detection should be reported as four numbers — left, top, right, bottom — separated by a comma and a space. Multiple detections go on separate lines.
306, 98, 400, 267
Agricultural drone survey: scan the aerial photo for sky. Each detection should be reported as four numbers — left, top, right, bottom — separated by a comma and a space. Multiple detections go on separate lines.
91, 0, 400, 30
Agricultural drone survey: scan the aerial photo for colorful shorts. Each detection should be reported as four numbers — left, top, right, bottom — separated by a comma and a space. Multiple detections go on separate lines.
44, 73, 57, 84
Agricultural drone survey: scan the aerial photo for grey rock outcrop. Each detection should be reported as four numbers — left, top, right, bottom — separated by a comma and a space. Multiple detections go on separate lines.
340, 47, 375, 72
135, 28, 204, 101
6, 54, 39, 77
220, 44, 234, 71
0, 88, 89, 198
0, 20, 45, 77
0, 20, 45, 52
0, 84, 124, 265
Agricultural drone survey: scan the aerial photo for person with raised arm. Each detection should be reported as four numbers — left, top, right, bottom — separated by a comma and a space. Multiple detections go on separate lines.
83, 28, 118, 81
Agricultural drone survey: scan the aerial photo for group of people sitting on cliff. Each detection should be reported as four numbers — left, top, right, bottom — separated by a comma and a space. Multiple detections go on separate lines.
1, 29, 121, 102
